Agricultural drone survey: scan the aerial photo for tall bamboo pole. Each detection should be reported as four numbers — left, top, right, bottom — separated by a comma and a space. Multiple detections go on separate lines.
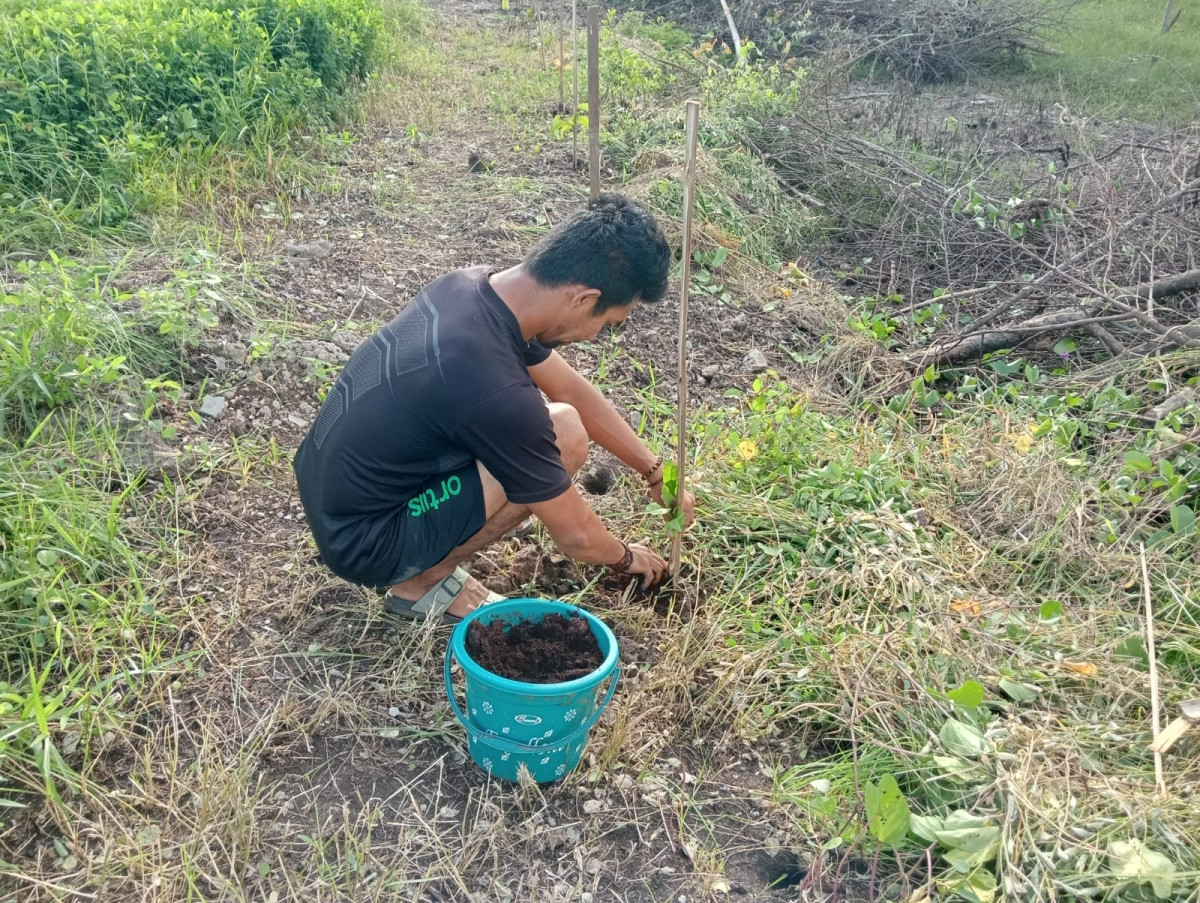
571, 0, 579, 167
586, 6, 601, 198
670, 100, 700, 575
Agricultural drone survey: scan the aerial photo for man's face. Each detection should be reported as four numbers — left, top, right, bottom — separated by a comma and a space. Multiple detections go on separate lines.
536, 292, 636, 349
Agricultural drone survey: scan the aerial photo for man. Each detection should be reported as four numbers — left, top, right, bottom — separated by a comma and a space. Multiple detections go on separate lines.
294, 193, 696, 624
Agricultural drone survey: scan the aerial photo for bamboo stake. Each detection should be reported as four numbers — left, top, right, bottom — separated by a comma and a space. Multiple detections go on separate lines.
557, 4, 564, 111
571, 0, 579, 168
586, 6, 600, 199
670, 99, 700, 575
1140, 543, 1166, 794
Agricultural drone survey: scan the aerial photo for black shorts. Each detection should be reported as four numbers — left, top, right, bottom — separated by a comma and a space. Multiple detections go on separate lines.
381, 462, 487, 585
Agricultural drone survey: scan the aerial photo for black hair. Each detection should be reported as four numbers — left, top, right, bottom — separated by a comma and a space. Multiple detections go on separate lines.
522, 192, 671, 313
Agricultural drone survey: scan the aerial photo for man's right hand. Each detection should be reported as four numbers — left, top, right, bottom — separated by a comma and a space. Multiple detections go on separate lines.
627, 542, 668, 591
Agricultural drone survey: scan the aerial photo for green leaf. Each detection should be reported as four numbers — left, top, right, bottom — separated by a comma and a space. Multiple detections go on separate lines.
910, 813, 944, 843
940, 718, 986, 758
947, 680, 986, 711
863, 773, 910, 846
35, 549, 59, 568
1169, 504, 1196, 536
661, 461, 679, 505
1114, 635, 1149, 668
1052, 338, 1076, 355
1109, 839, 1176, 900
940, 867, 998, 903
710, 246, 729, 268
935, 811, 1001, 867
1038, 600, 1064, 623
1124, 449, 1154, 472
998, 678, 1038, 704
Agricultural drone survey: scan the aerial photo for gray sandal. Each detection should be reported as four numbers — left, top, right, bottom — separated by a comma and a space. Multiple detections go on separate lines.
383, 566, 504, 625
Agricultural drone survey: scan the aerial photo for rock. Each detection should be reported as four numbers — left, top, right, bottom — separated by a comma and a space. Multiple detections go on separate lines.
701, 364, 720, 380
223, 341, 248, 365
286, 414, 308, 429
331, 330, 363, 354
742, 349, 768, 373
284, 239, 333, 259
198, 339, 248, 366
582, 799, 603, 815
279, 339, 348, 365
117, 428, 180, 480
199, 396, 227, 419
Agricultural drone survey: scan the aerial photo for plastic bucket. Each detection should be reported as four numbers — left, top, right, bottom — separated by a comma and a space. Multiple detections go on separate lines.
444, 598, 619, 783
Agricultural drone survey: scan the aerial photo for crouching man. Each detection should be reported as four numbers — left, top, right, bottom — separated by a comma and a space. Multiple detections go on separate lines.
294, 193, 695, 624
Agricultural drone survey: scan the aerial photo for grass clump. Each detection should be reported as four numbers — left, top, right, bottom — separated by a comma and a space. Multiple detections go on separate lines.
0, 253, 244, 813
659, 366, 1200, 901
1015, 0, 1200, 124
0, 431, 177, 804
0, 255, 233, 438
0, 0, 384, 244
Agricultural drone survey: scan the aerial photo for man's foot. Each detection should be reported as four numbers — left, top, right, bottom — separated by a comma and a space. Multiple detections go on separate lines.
385, 566, 503, 624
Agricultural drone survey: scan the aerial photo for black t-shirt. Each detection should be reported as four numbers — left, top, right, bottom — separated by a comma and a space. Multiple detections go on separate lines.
293, 266, 571, 584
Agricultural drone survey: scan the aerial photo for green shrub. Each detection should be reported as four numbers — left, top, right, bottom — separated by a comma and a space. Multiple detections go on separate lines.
0, 256, 222, 438
0, 0, 382, 232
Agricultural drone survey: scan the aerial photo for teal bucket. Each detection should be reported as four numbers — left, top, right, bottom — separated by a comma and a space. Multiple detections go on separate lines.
444, 598, 619, 783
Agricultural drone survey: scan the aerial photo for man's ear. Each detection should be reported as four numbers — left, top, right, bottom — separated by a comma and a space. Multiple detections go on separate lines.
569, 287, 603, 311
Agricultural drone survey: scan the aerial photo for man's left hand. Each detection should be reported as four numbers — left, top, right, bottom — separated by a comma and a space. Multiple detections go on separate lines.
650, 483, 696, 531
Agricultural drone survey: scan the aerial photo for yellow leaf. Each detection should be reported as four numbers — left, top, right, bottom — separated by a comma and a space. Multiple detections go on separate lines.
1062, 661, 1098, 677
737, 440, 758, 461
951, 597, 981, 616
1009, 431, 1034, 453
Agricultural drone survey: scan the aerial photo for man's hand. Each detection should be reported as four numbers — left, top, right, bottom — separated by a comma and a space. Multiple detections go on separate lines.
626, 542, 668, 590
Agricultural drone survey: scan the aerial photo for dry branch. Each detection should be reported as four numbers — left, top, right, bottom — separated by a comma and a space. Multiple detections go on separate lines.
751, 109, 1200, 373
1146, 387, 1199, 422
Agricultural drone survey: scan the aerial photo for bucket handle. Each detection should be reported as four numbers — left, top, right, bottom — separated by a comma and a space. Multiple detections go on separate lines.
444, 644, 618, 756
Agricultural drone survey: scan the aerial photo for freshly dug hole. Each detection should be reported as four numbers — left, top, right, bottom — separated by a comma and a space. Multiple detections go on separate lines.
466, 613, 604, 683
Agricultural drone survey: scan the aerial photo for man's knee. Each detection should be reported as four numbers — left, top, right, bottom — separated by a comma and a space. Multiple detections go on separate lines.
548, 402, 589, 474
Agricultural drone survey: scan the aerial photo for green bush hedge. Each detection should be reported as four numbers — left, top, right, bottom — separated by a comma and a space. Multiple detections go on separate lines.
0, 0, 382, 230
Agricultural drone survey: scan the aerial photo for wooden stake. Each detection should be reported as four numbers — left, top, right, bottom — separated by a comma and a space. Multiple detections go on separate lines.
670, 99, 700, 576
571, 0, 579, 168
558, 5, 564, 112
586, 6, 601, 199
1140, 543, 1166, 794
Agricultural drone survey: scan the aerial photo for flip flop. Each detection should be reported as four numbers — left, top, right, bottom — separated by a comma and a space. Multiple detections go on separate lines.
383, 566, 504, 625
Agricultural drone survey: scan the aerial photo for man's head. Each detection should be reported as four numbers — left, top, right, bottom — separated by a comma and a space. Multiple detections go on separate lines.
521, 192, 670, 348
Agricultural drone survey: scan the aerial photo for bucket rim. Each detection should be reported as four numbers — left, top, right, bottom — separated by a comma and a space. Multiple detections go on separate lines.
449, 597, 619, 694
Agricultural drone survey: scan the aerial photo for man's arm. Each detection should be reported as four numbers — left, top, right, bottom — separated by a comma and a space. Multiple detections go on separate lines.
530, 351, 659, 476
530, 351, 695, 527
527, 486, 666, 588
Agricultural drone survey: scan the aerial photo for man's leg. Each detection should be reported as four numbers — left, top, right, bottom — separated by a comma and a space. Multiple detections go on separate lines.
388, 402, 590, 618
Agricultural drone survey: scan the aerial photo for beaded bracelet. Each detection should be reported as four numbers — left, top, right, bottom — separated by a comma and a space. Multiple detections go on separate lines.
608, 541, 634, 573
643, 455, 664, 483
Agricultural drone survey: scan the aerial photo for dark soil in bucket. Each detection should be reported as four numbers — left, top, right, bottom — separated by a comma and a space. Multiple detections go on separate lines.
466, 613, 603, 683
